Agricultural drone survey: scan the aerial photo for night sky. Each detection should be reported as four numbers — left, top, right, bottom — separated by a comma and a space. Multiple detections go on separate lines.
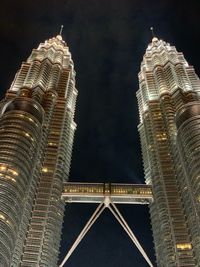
0, 0, 200, 266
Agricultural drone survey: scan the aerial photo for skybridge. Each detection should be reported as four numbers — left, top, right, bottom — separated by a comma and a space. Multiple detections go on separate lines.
62, 182, 153, 204
60, 182, 154, 267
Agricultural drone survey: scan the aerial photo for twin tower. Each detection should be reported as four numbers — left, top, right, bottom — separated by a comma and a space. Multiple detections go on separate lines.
0, 33, 200, 267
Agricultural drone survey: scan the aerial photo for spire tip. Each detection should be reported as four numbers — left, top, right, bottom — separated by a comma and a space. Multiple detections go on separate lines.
150, 27, 155, 38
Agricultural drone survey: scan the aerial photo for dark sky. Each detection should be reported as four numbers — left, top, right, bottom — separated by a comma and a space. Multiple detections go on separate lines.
1, 0, 200, 266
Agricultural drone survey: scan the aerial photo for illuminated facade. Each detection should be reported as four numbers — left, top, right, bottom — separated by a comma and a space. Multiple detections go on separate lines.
0, 34, 77, 267
0, 32, 154, 267
137, 37, 200, 266
2, 30, 200, 267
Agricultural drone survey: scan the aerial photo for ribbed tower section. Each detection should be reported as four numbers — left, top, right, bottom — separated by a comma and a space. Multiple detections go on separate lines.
0, 34, 77, 267
137, 37, 200, 266
176, 102, 200, 265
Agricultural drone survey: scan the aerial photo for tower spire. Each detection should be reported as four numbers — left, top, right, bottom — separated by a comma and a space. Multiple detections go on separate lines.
59, 25, 64, 36
150, 26, 158, 43
150, 27, 155, 38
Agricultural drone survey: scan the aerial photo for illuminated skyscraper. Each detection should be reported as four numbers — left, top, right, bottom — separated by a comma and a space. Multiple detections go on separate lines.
0, 33, 77, 267
137, 36, 200, 266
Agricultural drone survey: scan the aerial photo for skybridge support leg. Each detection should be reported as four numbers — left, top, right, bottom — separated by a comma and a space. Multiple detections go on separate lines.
59, 198, 153, 267
59, 202, 105, 267
108, 202, 154, 267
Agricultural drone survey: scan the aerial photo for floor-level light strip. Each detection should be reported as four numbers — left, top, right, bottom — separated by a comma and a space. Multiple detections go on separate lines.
59, 202, 105, 267
108, 202, 154, 267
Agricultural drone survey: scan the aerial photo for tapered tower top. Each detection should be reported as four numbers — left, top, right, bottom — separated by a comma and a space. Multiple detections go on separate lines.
142, 31, 179, 67
37, 30, 69, 55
